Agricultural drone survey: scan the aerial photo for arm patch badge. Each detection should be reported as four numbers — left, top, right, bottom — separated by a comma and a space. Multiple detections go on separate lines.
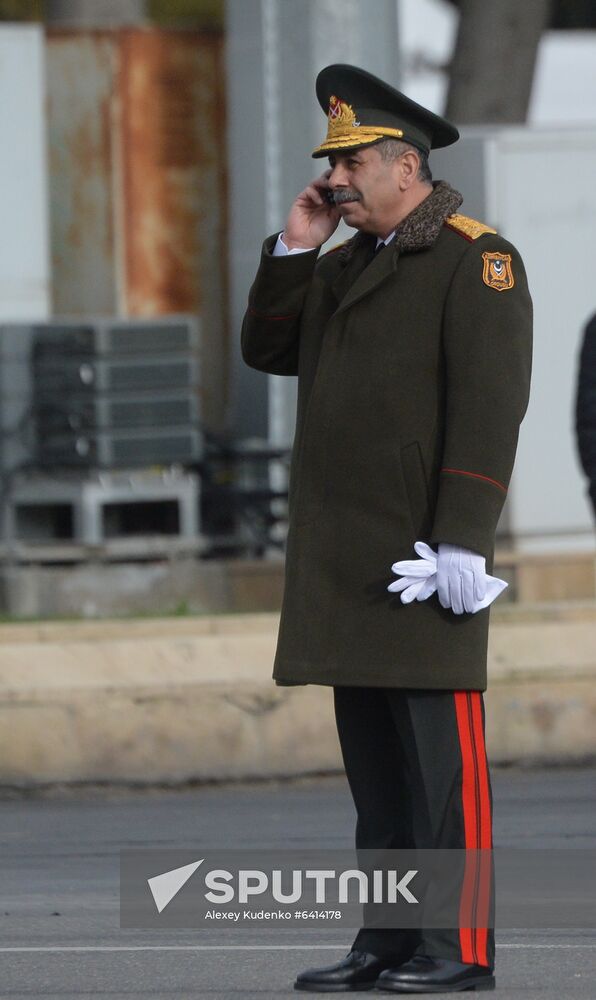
482, 251, 514, 291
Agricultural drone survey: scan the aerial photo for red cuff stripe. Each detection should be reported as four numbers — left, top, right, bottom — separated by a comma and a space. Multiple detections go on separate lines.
248, 307, 298, 321
441, 467, 507, 493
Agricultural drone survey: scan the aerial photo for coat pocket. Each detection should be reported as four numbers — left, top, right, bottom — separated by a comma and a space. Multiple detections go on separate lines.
400, 440, 432, 540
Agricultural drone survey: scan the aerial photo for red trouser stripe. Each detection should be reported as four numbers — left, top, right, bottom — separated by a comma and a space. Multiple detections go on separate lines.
454, 692, 492, 968
470, 694, 493, 966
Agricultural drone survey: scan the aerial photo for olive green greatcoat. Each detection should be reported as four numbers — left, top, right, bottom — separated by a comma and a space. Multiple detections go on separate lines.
241, 181, 533, 691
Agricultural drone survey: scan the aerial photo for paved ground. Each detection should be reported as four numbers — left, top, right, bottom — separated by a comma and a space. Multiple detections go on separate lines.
0, 766, 594, 998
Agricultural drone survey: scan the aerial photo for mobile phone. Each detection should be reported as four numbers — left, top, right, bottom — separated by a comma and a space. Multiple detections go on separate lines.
325, 188, 335, 205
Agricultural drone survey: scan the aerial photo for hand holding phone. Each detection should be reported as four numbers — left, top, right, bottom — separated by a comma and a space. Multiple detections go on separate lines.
281, 170, 340, 250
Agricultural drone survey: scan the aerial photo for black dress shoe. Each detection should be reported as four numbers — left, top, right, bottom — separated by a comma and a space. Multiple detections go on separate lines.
294, 949, 397, 992
376, 955, 495, 992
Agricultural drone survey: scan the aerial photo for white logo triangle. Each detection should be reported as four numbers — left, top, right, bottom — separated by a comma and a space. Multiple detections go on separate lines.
147, 859, 204, 913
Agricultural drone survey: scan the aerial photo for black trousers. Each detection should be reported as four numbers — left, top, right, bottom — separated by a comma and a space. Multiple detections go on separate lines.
333, 686, 494, 969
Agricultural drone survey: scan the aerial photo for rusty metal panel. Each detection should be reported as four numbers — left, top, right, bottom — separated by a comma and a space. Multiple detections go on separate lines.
46, 31, 118, 315
118, 28, 228, 429
45, 27, 228, 431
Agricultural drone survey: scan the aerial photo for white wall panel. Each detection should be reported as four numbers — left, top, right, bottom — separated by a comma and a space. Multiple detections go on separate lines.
0, 26, 50, 321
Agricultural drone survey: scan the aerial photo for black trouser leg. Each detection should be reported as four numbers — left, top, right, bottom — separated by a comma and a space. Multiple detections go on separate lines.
385, 689, 495, 969
333, 686, 495, 970
333, 686, 420, 963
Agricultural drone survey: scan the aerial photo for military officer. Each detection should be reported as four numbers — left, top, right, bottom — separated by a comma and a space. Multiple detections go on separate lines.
241, 64, 532, 993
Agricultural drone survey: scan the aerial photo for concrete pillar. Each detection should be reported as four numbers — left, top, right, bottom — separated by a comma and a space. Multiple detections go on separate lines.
225, 0, 400, 441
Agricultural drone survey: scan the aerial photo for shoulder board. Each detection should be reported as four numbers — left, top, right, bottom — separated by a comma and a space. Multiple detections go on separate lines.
444, 213, 497, 242
322, 240, 348, 256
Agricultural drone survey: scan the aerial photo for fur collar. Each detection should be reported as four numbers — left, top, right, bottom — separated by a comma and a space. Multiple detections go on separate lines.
337, 180, 463, 263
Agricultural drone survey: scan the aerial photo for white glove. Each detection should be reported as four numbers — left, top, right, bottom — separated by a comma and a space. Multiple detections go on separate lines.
387, 541, 438, 603
388, 541, 508, 614
437, 542, 488, 614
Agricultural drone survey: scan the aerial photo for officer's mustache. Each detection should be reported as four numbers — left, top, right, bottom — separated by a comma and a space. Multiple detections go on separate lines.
332, 189, 362, 205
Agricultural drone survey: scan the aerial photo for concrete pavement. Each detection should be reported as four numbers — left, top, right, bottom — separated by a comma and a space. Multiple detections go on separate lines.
0, 765, 594, 997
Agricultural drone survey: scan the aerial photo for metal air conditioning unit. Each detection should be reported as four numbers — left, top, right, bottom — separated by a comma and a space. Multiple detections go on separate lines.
30, 316, 202, 469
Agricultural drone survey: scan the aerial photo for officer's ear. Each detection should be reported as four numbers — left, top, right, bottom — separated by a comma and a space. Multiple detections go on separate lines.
397, 149, 421, 191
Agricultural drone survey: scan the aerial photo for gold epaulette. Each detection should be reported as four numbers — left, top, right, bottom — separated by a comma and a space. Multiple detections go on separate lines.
445, 213, 497, 241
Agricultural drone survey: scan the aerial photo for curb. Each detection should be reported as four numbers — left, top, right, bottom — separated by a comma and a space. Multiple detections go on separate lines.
0, 605, 595, 785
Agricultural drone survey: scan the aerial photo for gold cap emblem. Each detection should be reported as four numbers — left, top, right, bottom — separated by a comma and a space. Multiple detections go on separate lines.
328, 95, 360, 134
312, 94, 404, 156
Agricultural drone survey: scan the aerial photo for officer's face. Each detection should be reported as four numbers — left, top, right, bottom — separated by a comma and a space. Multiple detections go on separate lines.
327, 146, 415, 236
